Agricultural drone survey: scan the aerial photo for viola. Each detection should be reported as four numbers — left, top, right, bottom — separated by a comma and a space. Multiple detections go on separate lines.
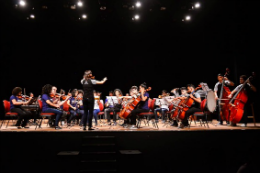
119, 87, 152, 119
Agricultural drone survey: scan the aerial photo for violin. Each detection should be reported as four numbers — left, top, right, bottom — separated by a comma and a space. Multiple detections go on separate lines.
119, 87, 152, 119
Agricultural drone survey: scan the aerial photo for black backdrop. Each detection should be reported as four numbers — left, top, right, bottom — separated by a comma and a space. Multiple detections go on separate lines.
1, 0, 260, 118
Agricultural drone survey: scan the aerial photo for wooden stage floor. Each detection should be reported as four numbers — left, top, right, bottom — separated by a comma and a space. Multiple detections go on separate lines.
1, 119, 260, 132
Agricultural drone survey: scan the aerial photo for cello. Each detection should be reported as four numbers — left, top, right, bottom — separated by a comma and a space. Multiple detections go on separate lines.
218, 68, 231, 122
118, 87, 152, 119
228, 73, 255, 124
177, 85, 202, 120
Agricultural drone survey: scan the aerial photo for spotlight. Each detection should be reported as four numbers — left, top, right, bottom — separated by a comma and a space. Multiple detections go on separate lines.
136, 2, 141, 8
195, 3, 200, 8
77, 1, 83, 7
19, 0, 26, 6
185, 16, 191, 21
134, 15, 139, 20
82, 14, 87, 19
30, 14, 35, 19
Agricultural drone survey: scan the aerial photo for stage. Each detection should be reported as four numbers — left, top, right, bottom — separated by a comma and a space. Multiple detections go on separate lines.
1, 120, 260, 173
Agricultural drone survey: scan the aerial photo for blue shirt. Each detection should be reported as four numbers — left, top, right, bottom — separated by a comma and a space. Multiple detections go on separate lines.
42, 94, 52, 111
140, 92, 149, 110
69, 97, 78, 109
10, 95, 22, 110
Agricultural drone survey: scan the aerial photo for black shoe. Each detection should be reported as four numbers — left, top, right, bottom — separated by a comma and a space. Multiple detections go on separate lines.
88, 127, 95, 130
230, 123, 237, 127
55, 126, 62, 130
171, 123, 178, 127
22, 126, 30, 129
17, 126, 22, 129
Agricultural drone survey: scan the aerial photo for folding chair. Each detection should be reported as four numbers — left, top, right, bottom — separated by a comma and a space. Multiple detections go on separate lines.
1, 100, 18, 129
35, 100, 55, 130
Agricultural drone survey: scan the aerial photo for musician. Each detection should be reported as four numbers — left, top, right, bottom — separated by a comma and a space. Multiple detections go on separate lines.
93, 90, 103, 127
154, 90, 170, 123
128, 82, 150, 129
228, 75, 257, 127
178, 84, 202, 129
81, 70, 107, 130
120, 86, 139, 128
66, 89, 79, 127
41, 84, 70, 129
77, 89, 84, 126
214, 73, 235, 125
170, 87, 189, 127
104, 88, 123, 126
9, 87, 33, 129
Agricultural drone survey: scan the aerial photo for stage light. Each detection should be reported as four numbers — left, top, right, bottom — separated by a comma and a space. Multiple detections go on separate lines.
185, 16, 191, 21
134, 15, 139, 20
136, 2, 141, 8
195, 3, 200, 8
30, 14, 35, 19
19, 0, 26, 6
77, 1, 83, 7
82, 14, 87, 19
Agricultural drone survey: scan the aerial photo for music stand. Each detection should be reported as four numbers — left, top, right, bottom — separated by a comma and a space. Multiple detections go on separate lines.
106, 96, 119, 128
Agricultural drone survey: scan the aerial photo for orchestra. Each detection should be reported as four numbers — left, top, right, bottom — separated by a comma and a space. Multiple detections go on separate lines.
3, 69, 257, 130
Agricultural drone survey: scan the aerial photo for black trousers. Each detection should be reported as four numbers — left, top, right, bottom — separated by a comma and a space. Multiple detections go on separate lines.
11, 108, 32, 127
182, 107, 201, 126
82, 98, 94, 128
241, 102, 251, 124
129, 108, 149, 125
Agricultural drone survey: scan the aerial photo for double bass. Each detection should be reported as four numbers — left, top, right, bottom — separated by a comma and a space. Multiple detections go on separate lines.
218, 68, 231, 122
118, 87, 152, 119
228, 73, 255, 124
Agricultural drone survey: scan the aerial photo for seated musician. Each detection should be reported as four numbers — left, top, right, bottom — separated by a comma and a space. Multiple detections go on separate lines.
66, 88, 79, 127
178, 84, 202, 129
10, 87, 33, 129
154, 90, 170, 123
227, 75, 257, 127
92, 90, 103, 127
127, 82, 150, 129
104, 89, 123, 125
170, 87, 189, 127
120, 86, 139, 128
41, 84, 70, 129
77, 89, 84, 126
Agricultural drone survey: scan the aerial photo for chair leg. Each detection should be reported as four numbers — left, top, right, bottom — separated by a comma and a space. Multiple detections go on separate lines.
6, 120, 10, 128
251, 104, 256, 127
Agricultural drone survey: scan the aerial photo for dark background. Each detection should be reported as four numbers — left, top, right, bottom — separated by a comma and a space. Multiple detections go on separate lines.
1, 0, 260, 118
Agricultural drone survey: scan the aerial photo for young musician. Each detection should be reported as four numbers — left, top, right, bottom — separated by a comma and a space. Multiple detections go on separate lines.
10, 87, 33, 129
41, 84, 71, 129
93, 90, 103, 127
81, 70, 107, 130
77, 89, 84, 126
104, 88, 123, 126
66, 89, 79, 127
214, 73, 234, 125
170, 87, 189, 127
154, 90, 169, 123
128, 82, 150, 129
228, 75, 257, 127
120, 86, 139, 127
178, 84, 202, 129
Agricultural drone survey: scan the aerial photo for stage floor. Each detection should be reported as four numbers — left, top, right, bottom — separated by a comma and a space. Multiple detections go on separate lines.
1, 119, 260, 132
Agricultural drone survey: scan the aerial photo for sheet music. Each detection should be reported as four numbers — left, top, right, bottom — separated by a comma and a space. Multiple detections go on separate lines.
106, 96, 119, 105
155, 98, 172, 106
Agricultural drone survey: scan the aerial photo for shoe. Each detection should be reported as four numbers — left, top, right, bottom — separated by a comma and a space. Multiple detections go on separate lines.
217, 122, 223, 125
178, 123, 188, 129
171, 123, 178, 127
55, 126, 62, 130
88, 127, 95, 130
17, 126, 22, 129
22, 126, 30, 129
240, 124, 247, 127
230, 122, 237, 127
129, 125, 138, 129
83, 126, 86, 130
